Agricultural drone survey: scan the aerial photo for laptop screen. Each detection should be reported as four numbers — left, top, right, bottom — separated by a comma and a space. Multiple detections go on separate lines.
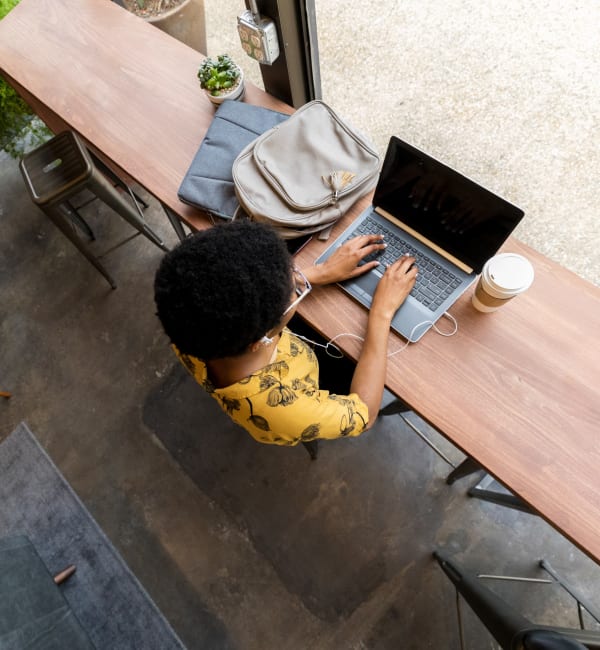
374, 136, 524, 274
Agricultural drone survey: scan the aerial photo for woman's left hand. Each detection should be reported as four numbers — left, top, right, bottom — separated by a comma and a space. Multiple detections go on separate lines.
302, 234, 386, 286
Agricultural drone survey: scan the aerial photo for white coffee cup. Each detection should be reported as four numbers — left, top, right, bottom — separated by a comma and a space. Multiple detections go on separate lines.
472, 253, 534, 313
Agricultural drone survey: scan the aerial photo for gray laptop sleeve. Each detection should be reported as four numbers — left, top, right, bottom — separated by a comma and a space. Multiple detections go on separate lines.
177, 101, 289, 219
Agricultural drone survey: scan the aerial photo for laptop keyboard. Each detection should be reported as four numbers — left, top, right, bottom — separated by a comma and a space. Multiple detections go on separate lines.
349, 215, 462, 311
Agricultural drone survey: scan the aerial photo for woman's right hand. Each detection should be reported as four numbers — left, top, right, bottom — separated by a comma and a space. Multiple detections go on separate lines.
303, 234, 386, 286
370, 255, 418, 321
351, 254, 418, 428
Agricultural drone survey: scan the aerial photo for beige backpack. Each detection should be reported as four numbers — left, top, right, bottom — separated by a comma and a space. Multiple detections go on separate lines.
232, 100, 380, 239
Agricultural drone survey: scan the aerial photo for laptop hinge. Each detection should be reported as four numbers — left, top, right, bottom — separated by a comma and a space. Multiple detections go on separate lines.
375, 206, 474, 274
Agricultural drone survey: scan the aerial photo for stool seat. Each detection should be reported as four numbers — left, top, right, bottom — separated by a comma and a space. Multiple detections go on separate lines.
20, 131, 168, 289
20, 131, 94, 206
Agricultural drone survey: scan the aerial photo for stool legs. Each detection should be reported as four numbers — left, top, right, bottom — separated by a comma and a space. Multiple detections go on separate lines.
20, 130, 168, 287
434, 551, 532, 650
87, 167, 168, 252
44, 203, 117, 289
89, 152, 149, 210
434, 551, 600, 650
64, 200, 95, 240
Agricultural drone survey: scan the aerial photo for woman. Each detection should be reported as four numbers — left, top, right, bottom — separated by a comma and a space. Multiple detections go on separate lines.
154, 220, 416, 446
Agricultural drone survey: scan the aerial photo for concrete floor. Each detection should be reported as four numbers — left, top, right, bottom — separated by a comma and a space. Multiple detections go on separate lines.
2, 158, 600, 649
2, 2, 600, 649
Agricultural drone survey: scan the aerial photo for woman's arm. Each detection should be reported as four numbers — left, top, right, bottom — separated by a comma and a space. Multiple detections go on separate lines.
350, 256, 417, 426
303, 236, 417, 428
301, 234, 385, 286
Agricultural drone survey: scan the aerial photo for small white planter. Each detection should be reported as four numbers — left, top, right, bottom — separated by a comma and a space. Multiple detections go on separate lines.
203, 68, 245, 106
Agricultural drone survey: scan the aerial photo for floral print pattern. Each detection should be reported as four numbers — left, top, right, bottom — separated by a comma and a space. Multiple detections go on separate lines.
173, 328, 368, 446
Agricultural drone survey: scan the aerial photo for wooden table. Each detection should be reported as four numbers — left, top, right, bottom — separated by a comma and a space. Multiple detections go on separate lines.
0, 0, 291, 234
2, 0, 600, 564
296, 206, 600, 563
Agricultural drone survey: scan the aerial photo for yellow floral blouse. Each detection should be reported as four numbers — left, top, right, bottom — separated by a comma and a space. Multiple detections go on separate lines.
174, 327, 369, 446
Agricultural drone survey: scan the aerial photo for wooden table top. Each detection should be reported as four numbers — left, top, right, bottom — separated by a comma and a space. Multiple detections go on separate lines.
2, 0, 600, 564
0, 0, 291, 231
296, 203, 600, 562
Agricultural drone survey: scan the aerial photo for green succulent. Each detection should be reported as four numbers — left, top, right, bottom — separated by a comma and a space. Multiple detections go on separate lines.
197, 54, 241, 96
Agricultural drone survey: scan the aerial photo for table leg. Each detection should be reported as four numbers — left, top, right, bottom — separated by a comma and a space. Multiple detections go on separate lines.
162, 203, 189, 242
468, 473, 533, 514
446, 456, 484, 484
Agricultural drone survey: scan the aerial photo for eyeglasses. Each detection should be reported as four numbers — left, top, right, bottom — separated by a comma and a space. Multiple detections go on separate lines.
281, 267, 312, 318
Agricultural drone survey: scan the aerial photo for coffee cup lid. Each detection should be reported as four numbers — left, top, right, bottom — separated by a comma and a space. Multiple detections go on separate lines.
485, 253, 535, 295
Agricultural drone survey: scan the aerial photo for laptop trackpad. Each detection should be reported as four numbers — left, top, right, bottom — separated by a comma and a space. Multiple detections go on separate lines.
342, 270, 381, 304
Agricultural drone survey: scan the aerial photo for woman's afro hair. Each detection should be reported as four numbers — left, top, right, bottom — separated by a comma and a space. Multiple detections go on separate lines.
154, 220, 293, 360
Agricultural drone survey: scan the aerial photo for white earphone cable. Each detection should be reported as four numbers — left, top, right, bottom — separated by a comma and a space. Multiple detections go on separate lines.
293, 311, 458, 358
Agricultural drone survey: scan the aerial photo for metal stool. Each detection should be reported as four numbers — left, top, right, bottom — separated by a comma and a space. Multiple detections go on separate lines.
434, 551, 600, 649
19, 130, 168, 289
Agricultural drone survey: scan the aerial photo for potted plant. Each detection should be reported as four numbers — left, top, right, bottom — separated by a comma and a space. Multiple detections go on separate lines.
197, 54, 245, 105
117, 0, 206, 54
0, 0, 51, 157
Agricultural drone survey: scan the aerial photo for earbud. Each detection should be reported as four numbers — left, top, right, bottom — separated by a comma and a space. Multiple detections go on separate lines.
260, 335, 274, 346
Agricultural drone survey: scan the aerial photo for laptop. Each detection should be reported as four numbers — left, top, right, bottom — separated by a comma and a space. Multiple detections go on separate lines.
315, 136, 525, 342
